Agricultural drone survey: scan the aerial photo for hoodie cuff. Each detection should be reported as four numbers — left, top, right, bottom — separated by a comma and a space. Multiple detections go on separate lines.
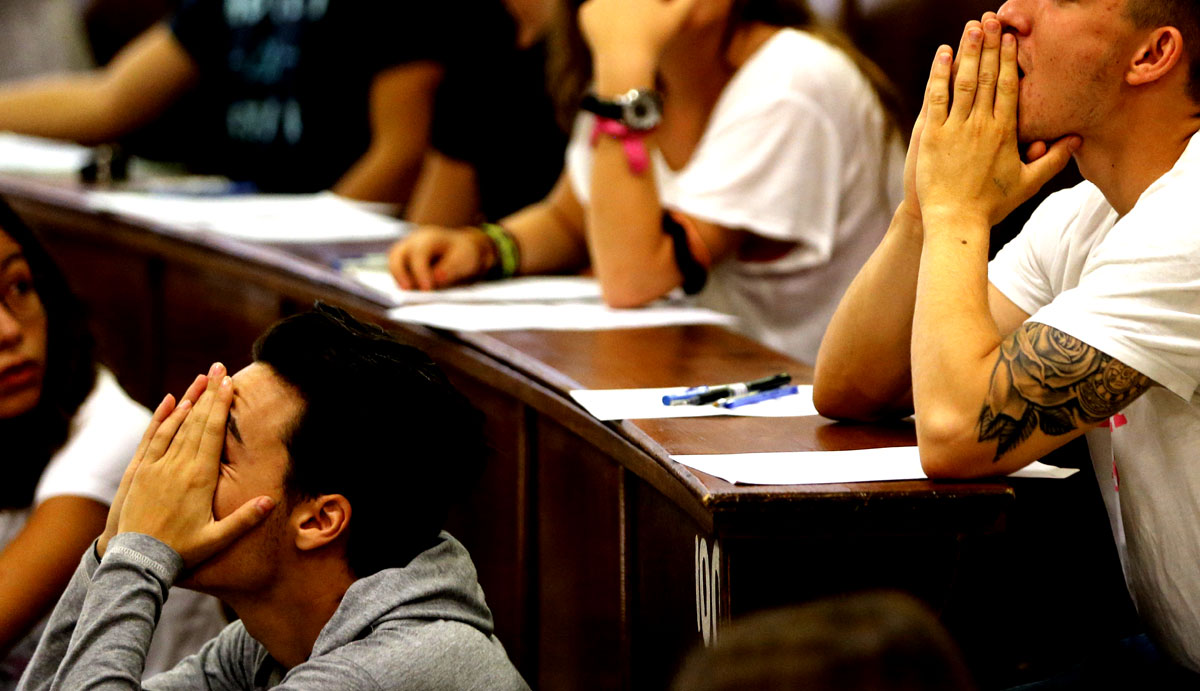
101, 532, 184, 588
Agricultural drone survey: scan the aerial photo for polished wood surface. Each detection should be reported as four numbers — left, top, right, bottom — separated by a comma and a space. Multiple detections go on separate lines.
0, 174, 1051, 689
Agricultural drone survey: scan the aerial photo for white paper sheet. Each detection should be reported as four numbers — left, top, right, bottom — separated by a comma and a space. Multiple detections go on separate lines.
0, 133, 91, 174
570, 385, 818, 420
386, 301, 737, 331
673, 447, 1079, 485
85, 191, 406, 243
345, 267, 605, 306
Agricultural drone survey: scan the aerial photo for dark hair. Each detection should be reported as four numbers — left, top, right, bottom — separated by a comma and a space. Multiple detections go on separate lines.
252, 303, 487, 577
0, 198, 96, 509
672, 591, 976, 691
546, 0, 909, 136
1125, 0, 1200, 103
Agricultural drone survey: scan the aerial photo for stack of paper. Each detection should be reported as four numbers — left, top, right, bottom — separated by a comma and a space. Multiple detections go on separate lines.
338, 269, 738, 331
673, 447, 1078, 486
569, 385, 819, 419
386, 301, 737, 331
85, 191, 406, 243
0, 133, 91, 175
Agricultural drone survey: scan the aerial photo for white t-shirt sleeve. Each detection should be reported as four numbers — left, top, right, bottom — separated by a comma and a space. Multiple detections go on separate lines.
1030, 251, 1200, 402
33, 369, 151, 507
988, 186, 1089, 316
990, 185, 1200, 401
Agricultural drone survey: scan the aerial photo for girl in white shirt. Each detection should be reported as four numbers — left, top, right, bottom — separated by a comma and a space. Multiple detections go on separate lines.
389, 0, 905, 362
0, 200, 223, 686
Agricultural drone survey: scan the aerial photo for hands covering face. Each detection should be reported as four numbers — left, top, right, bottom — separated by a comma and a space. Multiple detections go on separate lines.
99, 363, 275, 569
912, 13, 1081, 230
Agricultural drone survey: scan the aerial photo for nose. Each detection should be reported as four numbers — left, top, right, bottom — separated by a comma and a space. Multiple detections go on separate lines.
0, 305, 22, 348
997, 0, 1030, 35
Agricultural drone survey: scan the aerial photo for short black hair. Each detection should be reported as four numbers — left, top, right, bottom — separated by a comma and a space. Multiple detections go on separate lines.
0, 197, 96, 508
252, 303, 486, 577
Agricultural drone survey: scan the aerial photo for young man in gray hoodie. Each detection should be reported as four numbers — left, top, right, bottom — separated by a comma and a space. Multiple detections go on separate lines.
18, 304, 530, 690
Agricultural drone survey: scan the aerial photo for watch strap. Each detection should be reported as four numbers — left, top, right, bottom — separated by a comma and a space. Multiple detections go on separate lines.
580, 94, 625, 121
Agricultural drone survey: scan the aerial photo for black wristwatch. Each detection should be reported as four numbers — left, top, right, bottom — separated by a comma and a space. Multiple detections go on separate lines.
580, 88, 664, 131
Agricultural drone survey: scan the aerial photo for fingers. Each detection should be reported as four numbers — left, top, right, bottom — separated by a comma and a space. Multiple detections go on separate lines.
143, 395, 194, 463
195, 496, 276, 563
390, 231, 444, 291
926, 46, 953, 128
435, 239, 489, 287
995, 30, 1019, 120
950, 22, 983, 121
388, 239, 415, 291
195, 375, 233, 469
975, 14, 1003, 115
1025, 140, 1049, 162
407, 241, 440, 291
180, 373, 209, 408
1024, 135, 1081, 189
132, 393, 175, 462
172, 363, 226, 464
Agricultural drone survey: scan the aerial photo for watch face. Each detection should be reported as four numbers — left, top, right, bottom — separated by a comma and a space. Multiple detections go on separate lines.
622, 91, 663, 130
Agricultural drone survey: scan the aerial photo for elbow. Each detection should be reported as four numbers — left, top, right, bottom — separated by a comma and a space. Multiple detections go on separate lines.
812, 365, 908, 422
813, 375, 877, 421
597, 273, 670, 309
915, 408, 994, 479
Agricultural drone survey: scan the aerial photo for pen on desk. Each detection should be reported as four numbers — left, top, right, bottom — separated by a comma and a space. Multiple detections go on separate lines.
719, 384, 800, 409
663, 372, 791, 406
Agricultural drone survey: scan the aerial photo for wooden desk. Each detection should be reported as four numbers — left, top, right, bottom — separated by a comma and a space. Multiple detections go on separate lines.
1, 176, 1016, 690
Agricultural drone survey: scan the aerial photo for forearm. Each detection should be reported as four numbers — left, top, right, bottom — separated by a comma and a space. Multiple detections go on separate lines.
17, 543, 99, 691
503, 186, 590, 276
586, 137, 681, 306
38, 533, 181, 690
911, 209, 1002, 474
0, 75, 131, 144
813, 206, 923, 420
585, 62, 680, 307
0, 496, 108, 654
332, 144, 423, 204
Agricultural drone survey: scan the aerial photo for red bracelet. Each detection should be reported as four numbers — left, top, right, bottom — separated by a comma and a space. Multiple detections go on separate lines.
590, 117, 651, 175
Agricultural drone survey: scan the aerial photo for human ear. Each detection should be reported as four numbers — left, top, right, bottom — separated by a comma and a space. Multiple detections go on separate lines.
1127, 27, 1185, 87
292, 495, 351, 551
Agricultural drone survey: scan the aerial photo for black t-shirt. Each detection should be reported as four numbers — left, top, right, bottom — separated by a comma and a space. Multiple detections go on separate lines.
430, 3, 566, 221
170, 0, 450, 192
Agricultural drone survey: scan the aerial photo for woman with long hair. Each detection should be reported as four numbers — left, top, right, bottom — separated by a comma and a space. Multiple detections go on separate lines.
0, 200, 223, 687
389, 0, 906, 362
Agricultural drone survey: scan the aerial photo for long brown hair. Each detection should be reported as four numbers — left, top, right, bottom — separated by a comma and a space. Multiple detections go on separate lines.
546, 0, 910, 137
0, 199, 96, 508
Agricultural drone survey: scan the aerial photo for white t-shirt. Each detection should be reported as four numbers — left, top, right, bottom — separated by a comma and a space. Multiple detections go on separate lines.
989, 134, 1200, 671
0, 370, 227, 685
567, 28, 905, 362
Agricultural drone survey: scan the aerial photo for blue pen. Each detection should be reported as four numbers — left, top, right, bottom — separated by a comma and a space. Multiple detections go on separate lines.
662, 372, 791, 406
719, 385, 800, 409
662, 384, 721, 405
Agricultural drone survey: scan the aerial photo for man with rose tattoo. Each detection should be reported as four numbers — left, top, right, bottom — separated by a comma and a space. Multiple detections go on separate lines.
815, 0, 1200, 685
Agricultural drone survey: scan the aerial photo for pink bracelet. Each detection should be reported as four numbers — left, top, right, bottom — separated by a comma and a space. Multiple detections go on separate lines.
590, 117, 651, 175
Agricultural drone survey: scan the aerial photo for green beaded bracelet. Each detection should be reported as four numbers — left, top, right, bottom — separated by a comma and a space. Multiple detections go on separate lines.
481, 222, 520, 280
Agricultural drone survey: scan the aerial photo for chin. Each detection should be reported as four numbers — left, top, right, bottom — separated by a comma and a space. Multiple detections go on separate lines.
0, 389, 42, 419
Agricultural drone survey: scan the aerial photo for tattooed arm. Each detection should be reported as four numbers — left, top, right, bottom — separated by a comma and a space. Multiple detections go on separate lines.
919, 317, 1154, 477
908, 16, 1144, 477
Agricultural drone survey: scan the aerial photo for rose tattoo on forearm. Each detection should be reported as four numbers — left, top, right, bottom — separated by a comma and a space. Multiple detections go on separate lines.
978, 322, 1152, 461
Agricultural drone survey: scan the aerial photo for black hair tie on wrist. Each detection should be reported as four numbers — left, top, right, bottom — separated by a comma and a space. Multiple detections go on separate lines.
662, 212, 707, 295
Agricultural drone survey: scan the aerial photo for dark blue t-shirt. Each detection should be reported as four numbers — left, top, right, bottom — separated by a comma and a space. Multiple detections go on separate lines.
170, 0, 449, 192
429, 2, 565, 221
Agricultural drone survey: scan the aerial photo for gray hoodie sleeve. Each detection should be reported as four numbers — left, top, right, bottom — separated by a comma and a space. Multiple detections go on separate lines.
17, 533, 254, 691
